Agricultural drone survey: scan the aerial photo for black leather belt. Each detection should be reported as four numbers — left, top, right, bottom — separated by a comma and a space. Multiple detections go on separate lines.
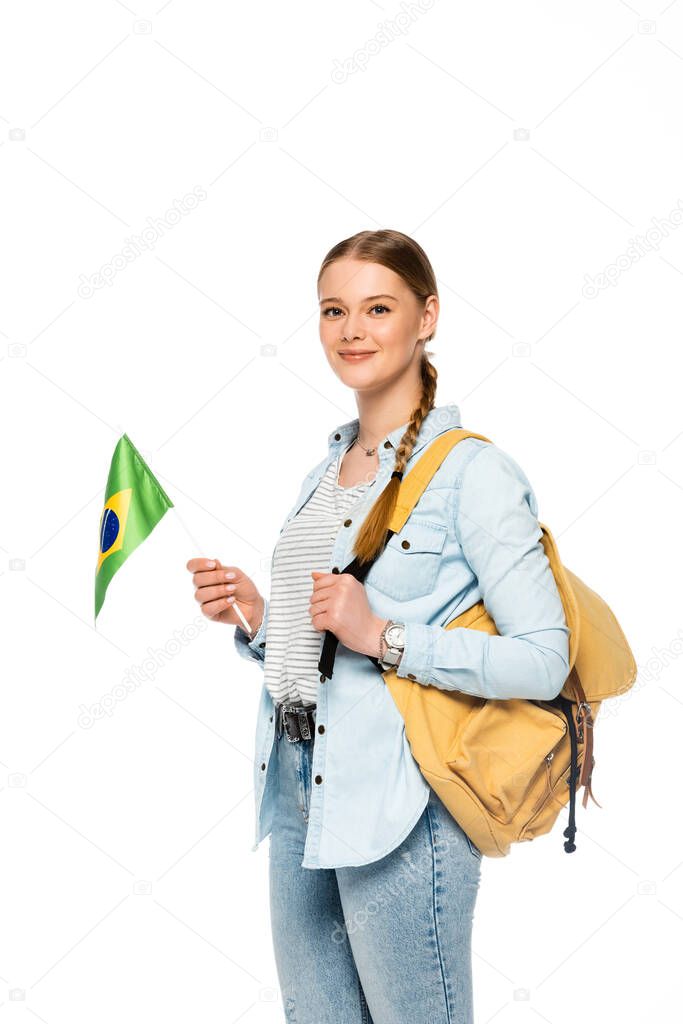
275, 702, 317, 742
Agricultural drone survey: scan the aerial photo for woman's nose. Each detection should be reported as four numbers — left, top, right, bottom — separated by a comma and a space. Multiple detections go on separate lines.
341, 317, 365, 342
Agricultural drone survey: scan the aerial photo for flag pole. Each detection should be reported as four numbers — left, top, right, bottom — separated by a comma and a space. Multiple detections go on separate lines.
172, 504, 203, 550
173, 506, 255, 637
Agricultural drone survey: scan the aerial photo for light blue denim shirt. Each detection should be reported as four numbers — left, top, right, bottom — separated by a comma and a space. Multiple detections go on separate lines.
234, 402, 570, 869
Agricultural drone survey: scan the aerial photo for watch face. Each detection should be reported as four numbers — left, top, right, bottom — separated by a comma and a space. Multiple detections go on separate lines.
385, 623, 405, 647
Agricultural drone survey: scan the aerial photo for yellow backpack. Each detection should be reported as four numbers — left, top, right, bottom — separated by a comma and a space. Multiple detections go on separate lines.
318, 429, 637, 857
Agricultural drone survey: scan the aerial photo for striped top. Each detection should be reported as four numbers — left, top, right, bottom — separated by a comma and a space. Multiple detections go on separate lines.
263, 446, 377, 708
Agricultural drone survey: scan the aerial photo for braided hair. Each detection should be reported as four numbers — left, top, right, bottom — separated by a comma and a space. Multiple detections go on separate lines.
317, 229, 439, 566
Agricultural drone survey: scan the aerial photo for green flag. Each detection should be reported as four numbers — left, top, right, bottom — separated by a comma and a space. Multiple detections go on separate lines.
95, 434, 173, 620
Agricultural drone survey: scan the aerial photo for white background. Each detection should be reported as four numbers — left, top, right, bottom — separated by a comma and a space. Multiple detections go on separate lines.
1, 0, 681, 1020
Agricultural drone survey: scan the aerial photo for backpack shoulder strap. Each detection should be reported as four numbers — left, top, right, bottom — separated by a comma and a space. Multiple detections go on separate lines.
388, 429, 492, 533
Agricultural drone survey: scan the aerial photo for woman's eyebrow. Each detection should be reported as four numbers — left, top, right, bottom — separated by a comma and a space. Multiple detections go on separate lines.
319, 293, 398, 305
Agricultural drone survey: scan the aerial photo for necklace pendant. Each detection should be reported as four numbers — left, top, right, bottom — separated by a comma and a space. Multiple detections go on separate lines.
366, 448, 376, 456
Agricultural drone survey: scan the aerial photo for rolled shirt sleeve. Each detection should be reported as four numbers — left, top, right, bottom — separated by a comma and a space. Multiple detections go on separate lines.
396, 443, 570, 701
233, 597, 269, 666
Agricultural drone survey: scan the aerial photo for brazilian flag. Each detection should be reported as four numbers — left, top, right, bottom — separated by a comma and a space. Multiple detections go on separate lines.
95, 434, 173, 620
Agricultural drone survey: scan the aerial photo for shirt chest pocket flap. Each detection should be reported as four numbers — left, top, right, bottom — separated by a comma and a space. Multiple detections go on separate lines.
365, 518, 447, 601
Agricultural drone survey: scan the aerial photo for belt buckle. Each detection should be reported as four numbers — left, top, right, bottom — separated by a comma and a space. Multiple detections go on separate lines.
279, 704, 315, 743
281, 704, 302, 743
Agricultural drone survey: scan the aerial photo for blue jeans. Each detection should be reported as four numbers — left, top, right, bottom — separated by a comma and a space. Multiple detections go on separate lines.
268, 722, 482, 1024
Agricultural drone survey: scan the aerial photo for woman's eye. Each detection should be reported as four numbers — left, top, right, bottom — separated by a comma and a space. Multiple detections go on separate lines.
322, 304, 390, 318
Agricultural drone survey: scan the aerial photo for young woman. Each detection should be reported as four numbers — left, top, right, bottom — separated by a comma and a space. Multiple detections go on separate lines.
187, 229, 570, 1024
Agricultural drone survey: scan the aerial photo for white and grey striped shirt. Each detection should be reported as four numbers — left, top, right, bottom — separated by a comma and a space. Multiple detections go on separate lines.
263, 449, 377, 708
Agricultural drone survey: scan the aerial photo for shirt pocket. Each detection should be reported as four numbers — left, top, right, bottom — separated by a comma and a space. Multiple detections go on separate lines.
365, 518, 447, 601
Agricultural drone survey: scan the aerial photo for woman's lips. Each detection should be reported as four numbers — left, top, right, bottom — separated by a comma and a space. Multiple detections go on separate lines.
338, 352, 376, 361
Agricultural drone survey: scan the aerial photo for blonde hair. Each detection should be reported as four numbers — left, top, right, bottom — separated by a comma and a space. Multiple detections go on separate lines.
317, 229, 439, 566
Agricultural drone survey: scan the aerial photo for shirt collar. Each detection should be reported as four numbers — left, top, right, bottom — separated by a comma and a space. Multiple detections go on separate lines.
327, 401, 462, 464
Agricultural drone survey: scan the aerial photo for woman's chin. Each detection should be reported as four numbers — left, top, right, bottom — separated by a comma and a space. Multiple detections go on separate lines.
338, 368, 383, 389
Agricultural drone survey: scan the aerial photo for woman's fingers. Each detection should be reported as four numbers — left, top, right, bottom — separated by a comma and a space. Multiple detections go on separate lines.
186, 557, 218, 573
201, 595, 233, 619
186, 557, 241, 590
193, 582, 236, 604
185, 557, 258, 624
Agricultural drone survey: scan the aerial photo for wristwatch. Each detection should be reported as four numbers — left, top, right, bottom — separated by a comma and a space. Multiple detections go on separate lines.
379, 620, 406, 671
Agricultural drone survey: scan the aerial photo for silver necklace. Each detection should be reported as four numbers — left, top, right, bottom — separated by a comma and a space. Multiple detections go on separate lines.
333, 439, 374, 516
354, 433, 377, 456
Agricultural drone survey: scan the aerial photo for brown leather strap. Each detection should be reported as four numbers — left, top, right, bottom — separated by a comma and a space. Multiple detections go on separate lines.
582, 776, 602, 809
577, 706, 595, 789
568, 665, 587, 705
567, 666, 600, 804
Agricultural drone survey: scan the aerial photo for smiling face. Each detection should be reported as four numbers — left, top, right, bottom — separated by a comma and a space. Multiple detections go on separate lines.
318, 258, 438, 392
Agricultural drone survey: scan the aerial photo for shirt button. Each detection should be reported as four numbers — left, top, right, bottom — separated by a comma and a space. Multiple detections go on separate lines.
260, 763, 266, 770
343, 519, 352, 527
383, 440, 392, 448
331, 566, 340, 573
314, 774, 323, 784
408, 673, 416, 680
334, 432, 341, 440
317, 724, 325, 734
269, 715, 273, 722
401, 539, 410, 549
259, 642, 266, 648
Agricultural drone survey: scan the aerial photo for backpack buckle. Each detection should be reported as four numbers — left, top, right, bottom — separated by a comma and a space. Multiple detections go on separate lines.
575, 701, 593, 742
